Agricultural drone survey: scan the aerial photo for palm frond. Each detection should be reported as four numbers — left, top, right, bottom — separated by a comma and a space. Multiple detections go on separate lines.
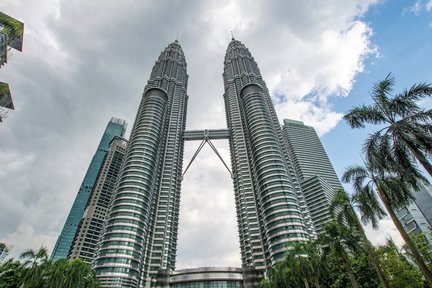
342, 165, 368, 184
344, 105, 386, 128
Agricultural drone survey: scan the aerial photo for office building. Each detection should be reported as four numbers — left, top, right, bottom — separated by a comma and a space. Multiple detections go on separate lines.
223, 39, 310, 270
51, 117, 127, 261
397, 184, 432, 245
94, 41, 189, 287
282, 119, 342, 234
91, 39, 321, 287
68, 136, 128, 263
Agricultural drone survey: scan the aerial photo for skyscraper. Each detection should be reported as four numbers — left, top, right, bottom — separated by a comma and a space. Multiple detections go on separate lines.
91, 39, 326, 287
69, 136, 128, 263
51, 117, 127, 261
223, 39, 310, 271
397, 184, 432, 245
282, 119, 342, 233
94, 41, 188, 287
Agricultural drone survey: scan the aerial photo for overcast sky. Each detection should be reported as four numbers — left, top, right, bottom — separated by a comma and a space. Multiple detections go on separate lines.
1, 0, 432, 268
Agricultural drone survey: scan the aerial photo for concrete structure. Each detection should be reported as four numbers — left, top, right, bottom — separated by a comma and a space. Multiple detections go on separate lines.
69, 136, 128, 263
223, 39, 311, 270
282, 119, 342, 234
94, 41, 189, 287
0, 12, 23, 122
51, 118, 127, 261
91, 40, 328, 287
170, 267, 243, 288
396, 184, 432, 245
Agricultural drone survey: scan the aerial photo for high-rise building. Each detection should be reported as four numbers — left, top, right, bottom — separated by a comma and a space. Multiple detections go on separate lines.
223, 39, 310, 270
282, 119, 342, 233
94, 41, 189, 287
0, 11, 24, 122
92, 39, 324, 287
68, 136, 128, 263
51, 117, 127, 261
396, 184, 432, 245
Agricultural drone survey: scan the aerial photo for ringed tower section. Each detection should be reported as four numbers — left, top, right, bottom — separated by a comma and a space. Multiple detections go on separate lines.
94, 41, 189, 288
223, 38, 310, 269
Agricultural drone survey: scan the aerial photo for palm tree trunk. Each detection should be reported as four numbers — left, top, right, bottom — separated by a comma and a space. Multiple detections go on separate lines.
340, 249, 360, 288
408, 145, 432, 178
376, 185, 432, 284
354, 221, 391, 288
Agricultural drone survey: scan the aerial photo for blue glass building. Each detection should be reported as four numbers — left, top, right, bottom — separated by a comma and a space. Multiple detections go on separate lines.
51, 117, 127, 261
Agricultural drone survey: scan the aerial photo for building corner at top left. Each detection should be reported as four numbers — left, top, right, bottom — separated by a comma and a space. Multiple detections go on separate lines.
0, 11, 24, 123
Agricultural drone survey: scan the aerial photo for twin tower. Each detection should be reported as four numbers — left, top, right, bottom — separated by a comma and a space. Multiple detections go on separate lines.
89, 39, 325, 287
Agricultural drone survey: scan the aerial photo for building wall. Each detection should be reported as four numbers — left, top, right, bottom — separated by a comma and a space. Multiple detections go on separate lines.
68, 136, 127, 263
51, 118, 127, 261
397, 184, 432, 245
94, 42, 188, 288
223, 39, 310, 270
282, 119, 342, 235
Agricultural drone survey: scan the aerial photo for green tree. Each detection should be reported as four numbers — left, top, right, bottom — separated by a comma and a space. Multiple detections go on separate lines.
19, 247, 49, 288
0, 259, 23, 288
319, 221, 360, 288
329, 189, 390, 288
402, 231, 432, 269
377, 239, 424, 288
343, 162, 432, 283
343, 73, 432, 177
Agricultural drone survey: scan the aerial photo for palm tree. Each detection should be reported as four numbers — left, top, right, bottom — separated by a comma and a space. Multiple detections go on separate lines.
19, 246, 49, 287
319, 221, 360, 288
343, 163, 432, 283
344, 73, 432, 177
19, 247, 48, 269
330, 189, 390, 288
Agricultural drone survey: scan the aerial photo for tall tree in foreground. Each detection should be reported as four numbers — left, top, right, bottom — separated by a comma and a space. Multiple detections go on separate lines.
330, 189, 390, 288
344, 73, 432, 177
19, 247, 49, 287
343, 162, 432, 283
320, 221, 361, 288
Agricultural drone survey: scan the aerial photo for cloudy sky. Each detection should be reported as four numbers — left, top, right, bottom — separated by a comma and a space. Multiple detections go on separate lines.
1, 0, 432, 268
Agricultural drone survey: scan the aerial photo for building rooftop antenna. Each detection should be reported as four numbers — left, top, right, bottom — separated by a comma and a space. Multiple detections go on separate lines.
231, 30, 235, 40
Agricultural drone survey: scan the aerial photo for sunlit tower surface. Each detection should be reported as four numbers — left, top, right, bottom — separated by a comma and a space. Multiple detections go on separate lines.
0, 11, 24, 122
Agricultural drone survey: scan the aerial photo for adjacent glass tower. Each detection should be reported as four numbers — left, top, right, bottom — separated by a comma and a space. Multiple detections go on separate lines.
94, 41, 188, 287
51, 118, 127, 261
69, 136, 128, 263
223, 38, 310, 270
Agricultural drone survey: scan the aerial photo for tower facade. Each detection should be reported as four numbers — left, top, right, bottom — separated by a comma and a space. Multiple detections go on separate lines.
282, 119, 342, 233
51, 117, 127, 261
94, 41, 188, 287
223, 39, 310, 270
69, 136, 128, 263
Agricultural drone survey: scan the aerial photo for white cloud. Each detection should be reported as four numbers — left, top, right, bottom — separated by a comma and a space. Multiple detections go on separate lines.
0, 0, 379, 267
428, 0, 432, 11
364, 218, 404, 247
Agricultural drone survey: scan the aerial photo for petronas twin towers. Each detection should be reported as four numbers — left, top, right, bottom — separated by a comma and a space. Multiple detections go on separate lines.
92, 39, 314, 287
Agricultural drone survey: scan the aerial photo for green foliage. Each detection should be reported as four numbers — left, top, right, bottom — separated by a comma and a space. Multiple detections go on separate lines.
377, 240, 424, 288
0, 259, 24, 288
0, 246, 100, 288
